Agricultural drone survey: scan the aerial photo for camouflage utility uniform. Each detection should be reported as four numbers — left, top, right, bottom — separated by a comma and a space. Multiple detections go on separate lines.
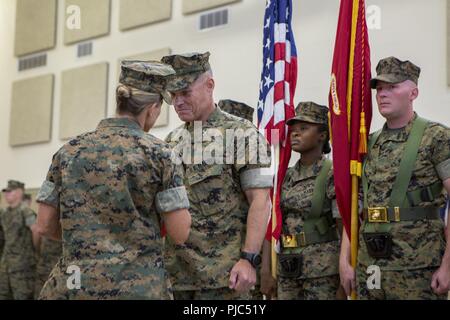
162, 52, 273, 300
36, 61, 189, 299
358, 57, 450, 300
34, 237, 62, 299
277, 102, 340, 300
0, 181, 37, 300
219, 99, 263, 300
219, 99, 255, 123
165, 107, 272, 300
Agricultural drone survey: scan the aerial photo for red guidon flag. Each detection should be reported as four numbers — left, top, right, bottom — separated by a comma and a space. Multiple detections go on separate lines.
329, 0, 372, 237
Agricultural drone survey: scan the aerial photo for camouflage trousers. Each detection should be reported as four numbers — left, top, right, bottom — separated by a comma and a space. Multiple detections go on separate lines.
34, 268, 52, 300
250, 284, 264, 300
34, 258, 60, 299
277, 274, 340, 300
356, 266, 447, 300
0, 265, 35, 300
174, 287, 251, 300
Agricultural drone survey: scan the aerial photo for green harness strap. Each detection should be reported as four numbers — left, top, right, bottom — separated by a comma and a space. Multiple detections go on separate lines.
362, 117, 428, 233
363, 117, 429, 208
303, 159, 332, 235
388, 117, 428, 207
406, 180, 443, 206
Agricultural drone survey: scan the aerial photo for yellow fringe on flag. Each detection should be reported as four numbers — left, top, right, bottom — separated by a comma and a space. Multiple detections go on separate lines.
358, 111, 367, 154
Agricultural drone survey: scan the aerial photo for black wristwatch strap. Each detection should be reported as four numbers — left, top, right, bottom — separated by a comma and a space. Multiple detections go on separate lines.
240, 251, 261, 268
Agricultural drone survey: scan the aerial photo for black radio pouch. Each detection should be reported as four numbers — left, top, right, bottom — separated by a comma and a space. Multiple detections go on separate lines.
363, 232, 393, 259
278, 254, 303, 278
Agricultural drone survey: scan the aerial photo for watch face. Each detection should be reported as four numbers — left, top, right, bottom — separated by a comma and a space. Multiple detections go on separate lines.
253, 254, 262, 267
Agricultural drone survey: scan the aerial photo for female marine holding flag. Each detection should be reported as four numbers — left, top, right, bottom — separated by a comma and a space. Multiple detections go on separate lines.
276, 101, 341, 300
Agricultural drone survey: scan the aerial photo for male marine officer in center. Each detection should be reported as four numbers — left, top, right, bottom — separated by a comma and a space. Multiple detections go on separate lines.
162, 52, 273, 299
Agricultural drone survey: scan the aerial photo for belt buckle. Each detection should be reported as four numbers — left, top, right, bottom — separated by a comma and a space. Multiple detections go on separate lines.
367, 207, 388, 223
282, 234, 298, 248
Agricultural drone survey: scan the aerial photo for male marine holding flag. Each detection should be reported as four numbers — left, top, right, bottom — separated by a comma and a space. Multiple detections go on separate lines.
340, 57, 450, 300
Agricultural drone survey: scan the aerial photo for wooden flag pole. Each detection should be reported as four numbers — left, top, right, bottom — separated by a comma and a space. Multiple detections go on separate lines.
351, 174, 359, 300
347, 0, 360, 300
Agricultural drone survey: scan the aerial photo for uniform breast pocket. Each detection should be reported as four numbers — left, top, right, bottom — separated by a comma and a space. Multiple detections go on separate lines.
187, 165, 227, 217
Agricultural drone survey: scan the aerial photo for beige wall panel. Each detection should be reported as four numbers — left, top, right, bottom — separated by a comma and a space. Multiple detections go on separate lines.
14, 0, 57, 56
9, 75, 54, 146
60, 63, 109, 140
447, 0, 450, 86
119, 0, 172, 31
64, 0, 111, 45
118, 48, 171, 128
182, 0, 241, 14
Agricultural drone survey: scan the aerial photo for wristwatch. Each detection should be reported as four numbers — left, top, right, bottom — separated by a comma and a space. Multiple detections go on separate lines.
240, 251, 262, 268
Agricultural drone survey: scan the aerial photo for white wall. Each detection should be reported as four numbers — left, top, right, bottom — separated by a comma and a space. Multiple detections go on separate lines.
1, 0, 449, 189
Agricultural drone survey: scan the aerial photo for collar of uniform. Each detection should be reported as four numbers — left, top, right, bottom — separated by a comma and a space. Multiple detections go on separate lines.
205, 105, 223, 126
291, 156, 325, 182
5, 204, 20, 211
185, 104, 222, 131
97, 117, 142, 131
379, 112, 418, 143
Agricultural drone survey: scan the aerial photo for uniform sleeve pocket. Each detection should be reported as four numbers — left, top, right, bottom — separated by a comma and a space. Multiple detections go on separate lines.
187, 165, 226, 217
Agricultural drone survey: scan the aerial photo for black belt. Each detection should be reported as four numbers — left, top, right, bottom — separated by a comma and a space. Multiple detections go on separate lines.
363, 206, 441, 223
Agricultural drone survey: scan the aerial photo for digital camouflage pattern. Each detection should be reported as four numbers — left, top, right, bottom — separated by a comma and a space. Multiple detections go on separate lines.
356, 267, 446, 300
0, 222, 4, 262
0, 205, 36, 300
164, 107, 272, 293
34, 237, 62, 299
279, 157, 339, 275
358, 113, 450, 299
1, 180, 25, 192
286, 102, 329, 126
0, 225, 5, 259
370, 56, 421, 88
161, 52, 211, 92
119, 60, 175, 104
36, 117, 189, 300
278, 274, 340, 300
277, 157, 339, 299
359, 113, 450, 272
219, 99, 255, 122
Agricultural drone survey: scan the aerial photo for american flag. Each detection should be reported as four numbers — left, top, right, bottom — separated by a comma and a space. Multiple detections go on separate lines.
257, 0, 297, 243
